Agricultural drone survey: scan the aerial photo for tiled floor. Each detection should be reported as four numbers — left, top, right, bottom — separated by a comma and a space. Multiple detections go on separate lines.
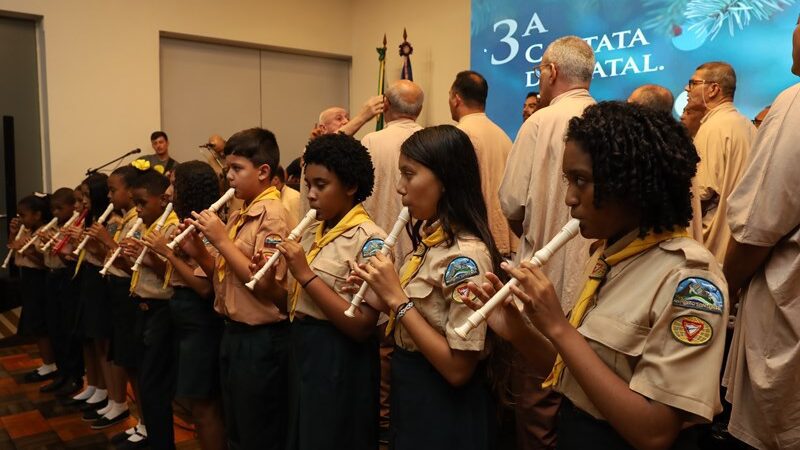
0, 341, 199, 449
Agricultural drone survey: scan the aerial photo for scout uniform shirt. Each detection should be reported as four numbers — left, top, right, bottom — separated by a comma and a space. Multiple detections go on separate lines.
14, 228, 45, 269
104, 211, 139, 279
555, 232, 729, 423
82, 215, 129, 269
213, 192, 291, 325
291, 219, 387, 320
42, 224, 69, 270
394, 229, 493, 353
723, 82, 800, 450
130, 221, 179, 300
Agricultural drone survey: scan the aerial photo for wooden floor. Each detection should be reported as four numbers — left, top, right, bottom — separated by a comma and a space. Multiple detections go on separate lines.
0, 340, 199, 449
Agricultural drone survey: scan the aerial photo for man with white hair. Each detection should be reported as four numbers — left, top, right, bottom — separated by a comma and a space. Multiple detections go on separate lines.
499, 35, 596, 450
361, 79, 423, 264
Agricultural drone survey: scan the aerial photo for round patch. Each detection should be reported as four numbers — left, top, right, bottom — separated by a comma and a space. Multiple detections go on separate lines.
451, 282, 475, 304
263, 234, 283, 248
670, 315, 713, 346
672, 277, 724, 315
444, 256, 479, 286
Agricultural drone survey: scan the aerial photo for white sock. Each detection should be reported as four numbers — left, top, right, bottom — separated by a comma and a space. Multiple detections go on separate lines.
37, 363, 57, 375
97, 401, 112, 415
72, 385, 96, 401
128, 424, 147, 441
103, 401, 128, 420
86, 388, 107, 404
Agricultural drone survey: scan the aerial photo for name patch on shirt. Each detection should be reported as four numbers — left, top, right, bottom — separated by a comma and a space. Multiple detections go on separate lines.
444, 256, 479, 286
670, 315, 713, 346
361, 238, 385, 258
672, 277, 724, 314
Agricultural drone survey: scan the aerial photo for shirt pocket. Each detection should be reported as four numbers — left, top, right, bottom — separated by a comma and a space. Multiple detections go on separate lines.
312, 258, 349, 294
404, 277, 434, 301
580, 313, 650, 357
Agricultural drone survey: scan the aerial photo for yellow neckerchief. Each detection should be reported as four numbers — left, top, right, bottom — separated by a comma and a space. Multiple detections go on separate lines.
288, 204, 372, 321
129, 211, 180, 293
216, 187, 281, 283
74, 209, 137, 278
541, 227, 689, 389
384, 223, 447, 336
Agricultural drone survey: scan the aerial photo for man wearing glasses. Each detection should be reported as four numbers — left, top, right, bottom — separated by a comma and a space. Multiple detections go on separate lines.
685, 62, 756, 264
723, 14, 800, 450
498, 35, 595, 450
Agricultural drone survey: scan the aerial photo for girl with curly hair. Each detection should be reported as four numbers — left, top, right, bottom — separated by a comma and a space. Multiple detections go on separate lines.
466, 101, 729, 449
273, 133, 386, 450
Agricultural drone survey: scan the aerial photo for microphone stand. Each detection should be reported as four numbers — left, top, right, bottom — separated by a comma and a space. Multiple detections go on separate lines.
86, 149, 141, 176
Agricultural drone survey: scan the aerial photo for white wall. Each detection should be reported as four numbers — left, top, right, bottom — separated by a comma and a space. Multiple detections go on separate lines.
0, 0, 470, 188
349, 0, 471, 139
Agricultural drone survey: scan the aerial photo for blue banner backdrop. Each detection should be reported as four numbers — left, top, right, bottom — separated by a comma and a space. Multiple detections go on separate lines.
471, 0, 799, 139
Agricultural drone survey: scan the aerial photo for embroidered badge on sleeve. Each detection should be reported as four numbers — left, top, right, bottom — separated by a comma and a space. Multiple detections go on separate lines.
670, 315, 713, 345
444, 256, 479, 287
451, 282, 476, 303
264, 234, 283, 248
672, 277, 724, 314
361, 238, 385, 258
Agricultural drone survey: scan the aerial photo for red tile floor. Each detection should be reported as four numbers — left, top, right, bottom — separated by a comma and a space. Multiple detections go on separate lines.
0, 340, 199, 449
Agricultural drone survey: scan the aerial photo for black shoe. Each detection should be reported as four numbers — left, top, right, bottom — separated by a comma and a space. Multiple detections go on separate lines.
91, 409, 130, 429
111, 427, 139, 444
82, 407, 105, 422
80, 398, 108, 412
39, 376, 66, 393
115, 434, 149, 450
23, 369, 58, 383
54, 379, 84, 398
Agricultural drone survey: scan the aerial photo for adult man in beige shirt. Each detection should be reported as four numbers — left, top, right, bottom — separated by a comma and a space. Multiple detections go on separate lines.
499, 36, 595, 450
359, 80, 423, 442
449, 70, 516, 256
686, 62, 756, 263
723, 19, 800, 449
361, 80, 423, 265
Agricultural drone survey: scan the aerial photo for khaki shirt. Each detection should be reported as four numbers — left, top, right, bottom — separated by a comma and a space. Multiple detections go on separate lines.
14, 228, 44, 269
499, 89, 595, 312
361, 119, 422, 266
213, 197, 290, 325
280, 185, 302, 226
130, 223, 177, 300
291, 219, 387, 320
723, 83, 800, 450
395, 231, 492, 353
43, 222, 70, 270
83, 218, 126, 268
105, 212, 139, 278
457, 112, 517, 255
175, 237, 217, 288
694, 102, 756, 263
557, 234, 728, 423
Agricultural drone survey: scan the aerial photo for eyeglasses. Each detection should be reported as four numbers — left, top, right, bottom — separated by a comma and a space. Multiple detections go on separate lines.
686, 79, 718, 89
532, 63, 553, 79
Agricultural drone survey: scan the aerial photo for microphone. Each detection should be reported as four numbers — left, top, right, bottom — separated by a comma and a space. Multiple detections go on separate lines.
128, 148, 142, 155
199, 143, 214, 149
